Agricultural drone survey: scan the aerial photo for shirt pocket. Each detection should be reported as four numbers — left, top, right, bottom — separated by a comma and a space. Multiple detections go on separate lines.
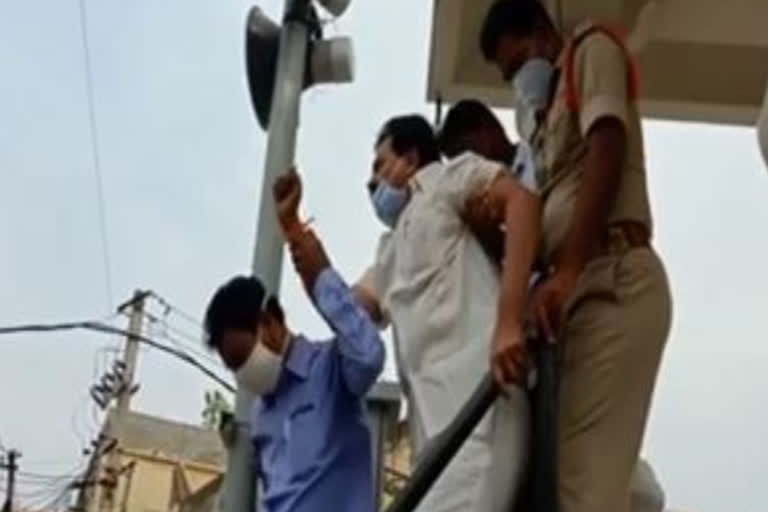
284, 401, 322, 480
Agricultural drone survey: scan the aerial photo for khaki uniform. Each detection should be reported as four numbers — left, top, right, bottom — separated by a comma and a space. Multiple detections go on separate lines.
531, 22, 672, 512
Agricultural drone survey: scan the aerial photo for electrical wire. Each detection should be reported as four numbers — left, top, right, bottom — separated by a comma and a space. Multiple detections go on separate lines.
17, 455, 90, 510
0, 321, 234, 392
149, 292, 204, 328
141, 310, 222, 369
78, 0, 114, 311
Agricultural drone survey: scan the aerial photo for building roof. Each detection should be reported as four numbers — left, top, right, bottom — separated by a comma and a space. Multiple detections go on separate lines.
105, 410, 225, 467
427, 0, 768, 125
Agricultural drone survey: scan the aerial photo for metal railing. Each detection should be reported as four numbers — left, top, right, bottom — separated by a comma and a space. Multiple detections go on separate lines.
386, 343, 560, 512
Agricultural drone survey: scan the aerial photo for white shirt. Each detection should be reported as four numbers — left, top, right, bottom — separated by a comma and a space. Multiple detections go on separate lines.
360, 153, 531, 512
365, 154, 506, 440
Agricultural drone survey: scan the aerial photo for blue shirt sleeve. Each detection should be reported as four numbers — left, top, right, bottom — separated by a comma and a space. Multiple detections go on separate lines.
311, 267, 385, 396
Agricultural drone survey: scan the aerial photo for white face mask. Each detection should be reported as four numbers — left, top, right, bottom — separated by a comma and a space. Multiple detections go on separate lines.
234, 334, 284, 395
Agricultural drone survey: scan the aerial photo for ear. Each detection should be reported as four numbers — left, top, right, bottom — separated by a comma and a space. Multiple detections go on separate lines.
259, 315, 285, 354
404, 148, 420, 168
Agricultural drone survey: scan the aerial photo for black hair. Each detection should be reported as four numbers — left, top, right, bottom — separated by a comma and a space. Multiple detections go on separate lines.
375, 114, 440, 167
480, 0, 554, 61
438, 99, 506, 158
203, 276, 284, 349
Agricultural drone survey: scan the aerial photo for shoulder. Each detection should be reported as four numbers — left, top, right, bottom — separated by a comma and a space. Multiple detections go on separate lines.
444, 150, 497, 172
443, 151, 506, 182
571, 23, 627, 69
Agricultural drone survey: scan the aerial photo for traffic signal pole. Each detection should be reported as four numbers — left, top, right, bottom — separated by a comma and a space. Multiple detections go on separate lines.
220, 2, 311, 511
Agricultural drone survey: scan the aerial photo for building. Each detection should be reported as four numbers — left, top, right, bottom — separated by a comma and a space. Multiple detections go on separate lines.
77, 410, 225, 512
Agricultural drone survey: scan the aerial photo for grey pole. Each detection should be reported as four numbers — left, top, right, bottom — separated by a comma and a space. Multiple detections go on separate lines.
221, 2, 311, 512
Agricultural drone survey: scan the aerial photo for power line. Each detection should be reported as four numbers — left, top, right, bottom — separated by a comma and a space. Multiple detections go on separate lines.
0, 321, 234, 392
149, 292, 204, 328
140, 310, 222, 369
77, 0, 114, 311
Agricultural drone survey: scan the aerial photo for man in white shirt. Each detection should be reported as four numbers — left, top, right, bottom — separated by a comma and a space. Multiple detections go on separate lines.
354, 114, 537, 512
437, 98, 667, 512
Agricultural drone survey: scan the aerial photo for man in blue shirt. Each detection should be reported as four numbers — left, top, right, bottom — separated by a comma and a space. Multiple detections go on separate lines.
203, 168, 385, 512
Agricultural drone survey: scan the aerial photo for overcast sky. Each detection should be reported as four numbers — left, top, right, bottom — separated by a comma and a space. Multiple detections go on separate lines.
1, 1, 767, 511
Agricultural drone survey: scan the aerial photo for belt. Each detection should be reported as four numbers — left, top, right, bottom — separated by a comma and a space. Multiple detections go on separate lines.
533, 221, 650, 272
597, 221, 650, 257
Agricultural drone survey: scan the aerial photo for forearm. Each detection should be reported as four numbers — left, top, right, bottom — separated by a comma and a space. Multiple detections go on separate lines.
497, 191, 541, 327
313, 269, 385, 395
286, 228, 327, 290
556, 119, 626, 273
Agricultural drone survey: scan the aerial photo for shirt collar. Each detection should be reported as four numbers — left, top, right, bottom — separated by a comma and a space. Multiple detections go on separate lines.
410, 161, 443, 192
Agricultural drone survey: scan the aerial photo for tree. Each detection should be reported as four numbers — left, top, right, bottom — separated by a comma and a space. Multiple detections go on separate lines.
201, 389, 233, 429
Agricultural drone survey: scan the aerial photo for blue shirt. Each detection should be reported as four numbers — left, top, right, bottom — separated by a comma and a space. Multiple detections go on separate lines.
251, 268, 385, 512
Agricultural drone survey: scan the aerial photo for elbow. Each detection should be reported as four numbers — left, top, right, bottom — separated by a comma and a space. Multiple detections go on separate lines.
343, 337, 385, 396
494, 175, 539, 215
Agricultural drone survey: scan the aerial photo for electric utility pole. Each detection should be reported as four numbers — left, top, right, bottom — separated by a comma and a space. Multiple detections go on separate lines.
1, 449, 21, 512
222, 2, 312, 512
89, 290, 147, 512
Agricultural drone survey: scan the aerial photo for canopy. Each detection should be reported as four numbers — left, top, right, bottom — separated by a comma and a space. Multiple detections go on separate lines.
427, 0, 768, 125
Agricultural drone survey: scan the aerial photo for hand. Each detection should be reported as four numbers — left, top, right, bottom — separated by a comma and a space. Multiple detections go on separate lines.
528, 267, 580, 343
288, 229, 330, 291
380, 157, 416, 189
273, 166, 303, 233
491, 321, 528, 388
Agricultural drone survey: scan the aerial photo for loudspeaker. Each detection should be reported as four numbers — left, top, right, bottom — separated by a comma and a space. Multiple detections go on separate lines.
316, 0, 352, 17
245, 7, 306, 130
244, 6, 355, 131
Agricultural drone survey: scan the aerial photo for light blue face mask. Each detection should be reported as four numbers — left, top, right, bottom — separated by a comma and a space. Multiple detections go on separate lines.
512, 57, 555, 141
512, 57, 554, 110
370, 181, 408, 229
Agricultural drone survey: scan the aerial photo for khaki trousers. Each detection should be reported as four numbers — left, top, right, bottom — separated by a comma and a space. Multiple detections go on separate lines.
558, 247, 672, 512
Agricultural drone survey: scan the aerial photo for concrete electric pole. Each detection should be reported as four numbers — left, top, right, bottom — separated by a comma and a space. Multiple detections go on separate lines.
221, 2, 312, 512
1, 449, 21, 512
89, 290, 147, 512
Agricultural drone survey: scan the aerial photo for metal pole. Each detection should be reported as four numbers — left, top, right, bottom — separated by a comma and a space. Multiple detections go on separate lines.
529, 343, 560, 512
222, 2, 311, 512
385, 375, 499, 512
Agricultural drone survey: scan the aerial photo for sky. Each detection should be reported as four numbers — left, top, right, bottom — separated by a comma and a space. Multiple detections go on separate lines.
1, 0, 767, 511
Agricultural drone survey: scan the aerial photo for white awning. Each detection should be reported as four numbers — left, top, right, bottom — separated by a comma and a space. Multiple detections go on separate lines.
427, 0, 768, 126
